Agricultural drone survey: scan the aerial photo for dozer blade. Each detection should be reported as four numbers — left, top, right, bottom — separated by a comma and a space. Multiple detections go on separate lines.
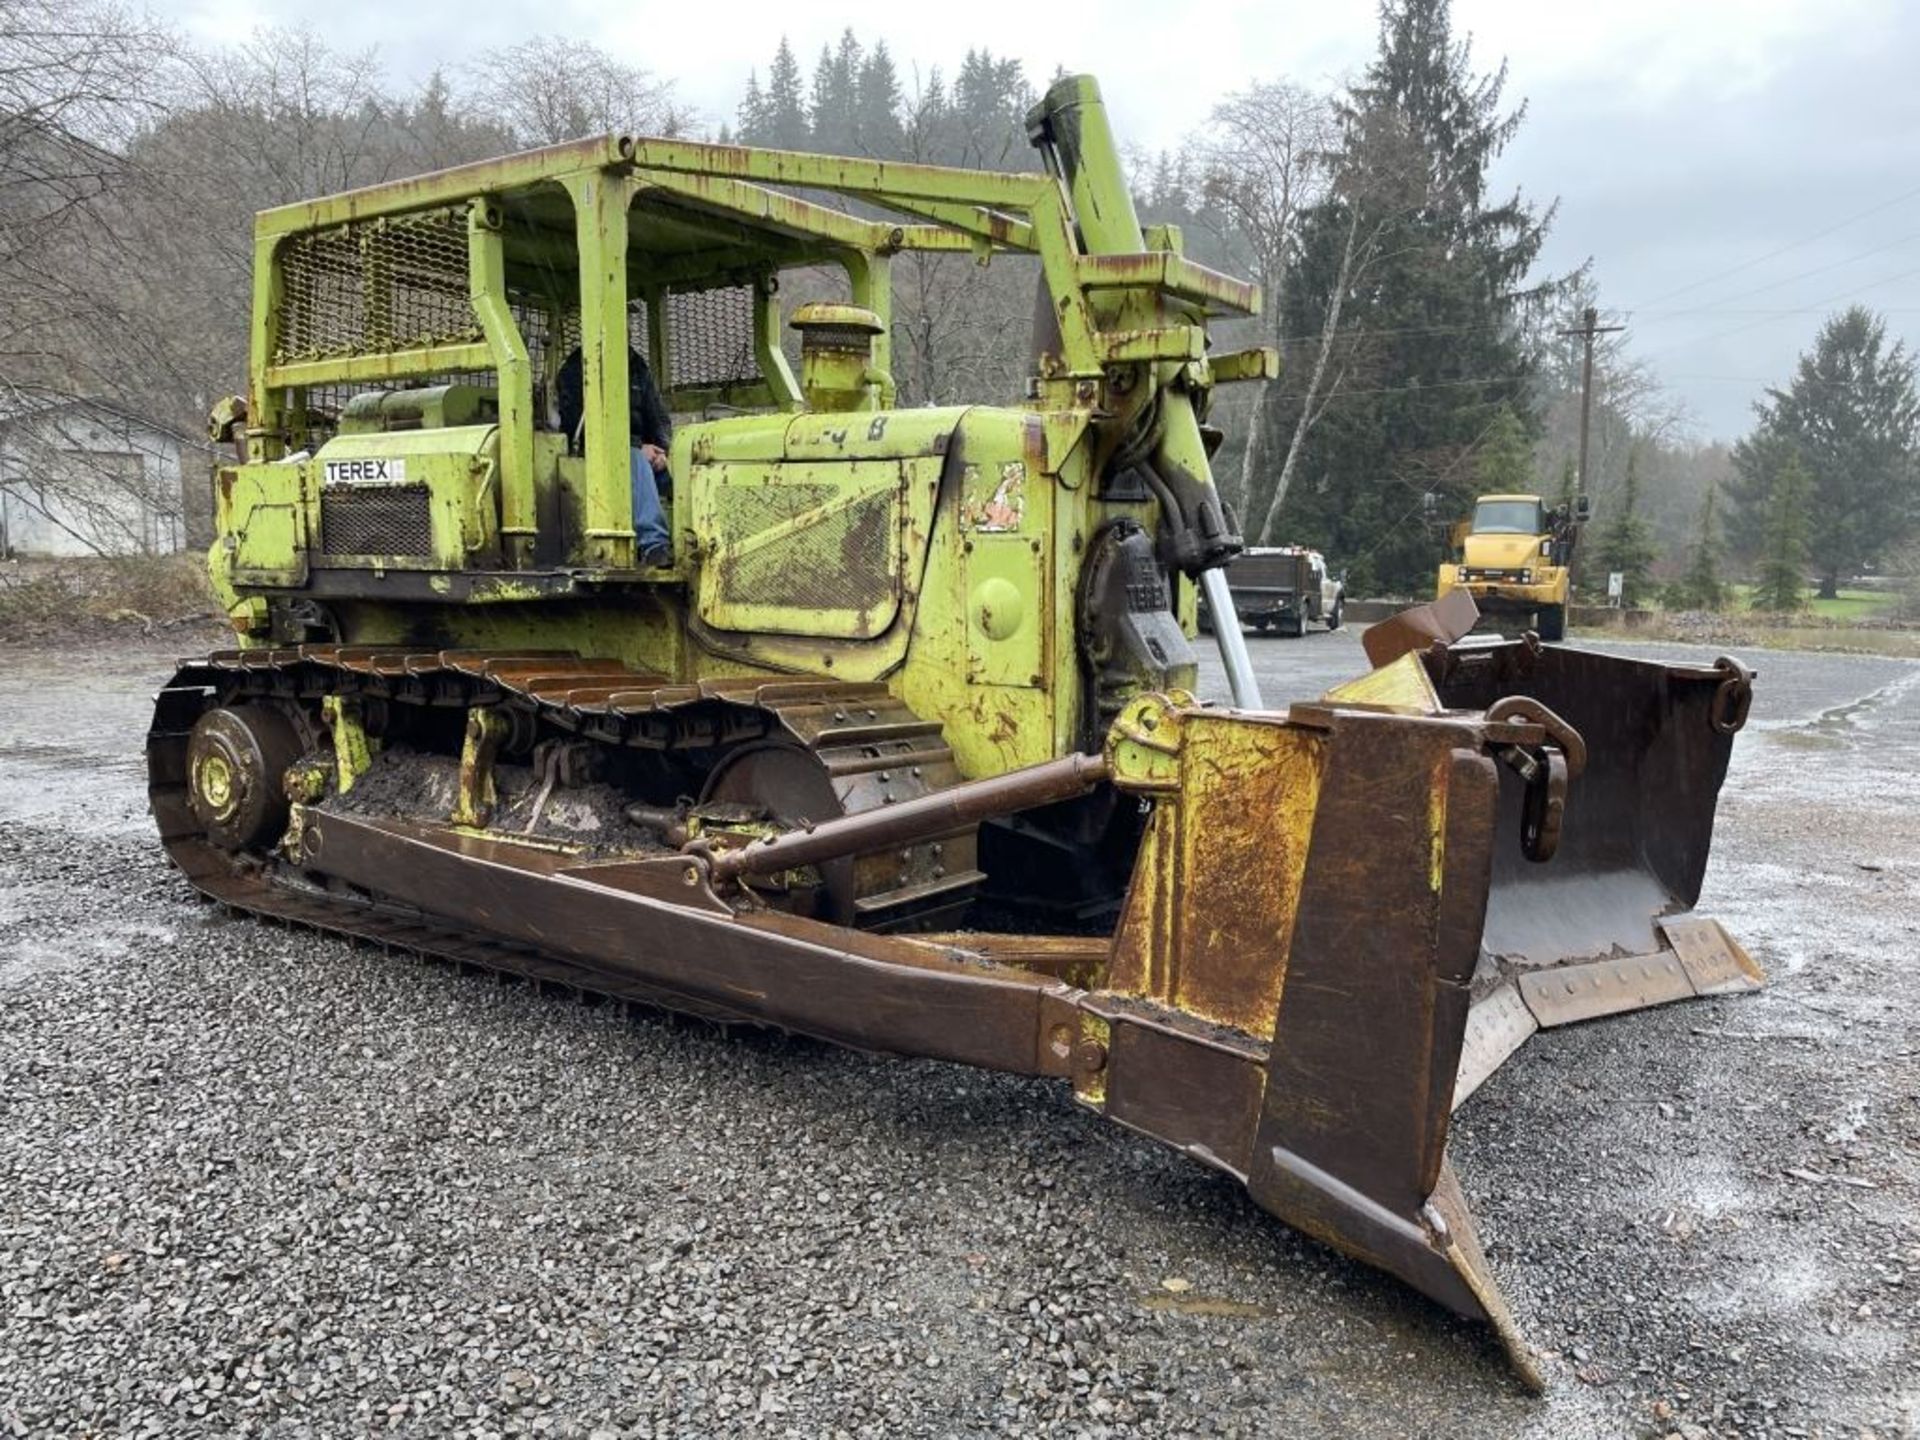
146, 639, 1756, 1389
1420, 638, 1763, 1103
1095, 696, 1547, 1384
1091, 642, 1757, 1385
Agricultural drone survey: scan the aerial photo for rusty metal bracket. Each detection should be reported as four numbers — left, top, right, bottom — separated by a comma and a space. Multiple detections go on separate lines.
452, 706, 509, 827
1710, 655, 1756, 734
320, 694, 376, 794
1104, 690, 1193, 793
1664, 653, 1757, 735
1483, 696, 1583, 863
1485, 695, 1587, 778
1517, 749, 1567, 863
1362, 590, 1481, 669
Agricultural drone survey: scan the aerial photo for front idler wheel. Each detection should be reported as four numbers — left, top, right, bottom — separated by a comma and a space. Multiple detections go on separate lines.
186, 704, 302, 852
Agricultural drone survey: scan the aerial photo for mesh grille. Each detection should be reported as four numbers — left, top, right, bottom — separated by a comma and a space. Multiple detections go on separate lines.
712, 483, 836, 533
712, 484, 895, 614
319, 485, 435, 558
665, 287, 757, 389
276, 211, 480, 363
526, 302, 649, 372
510, 300, 649, 385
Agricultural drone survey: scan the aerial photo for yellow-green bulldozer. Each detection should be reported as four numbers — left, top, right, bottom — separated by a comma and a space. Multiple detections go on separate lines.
152, 76, 1760, 1388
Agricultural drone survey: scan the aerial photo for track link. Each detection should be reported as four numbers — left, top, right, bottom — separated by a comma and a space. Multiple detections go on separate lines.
148, 646, 982, 990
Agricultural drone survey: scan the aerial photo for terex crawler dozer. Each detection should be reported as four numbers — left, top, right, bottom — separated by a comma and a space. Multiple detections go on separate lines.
150, 77, 1760, 1386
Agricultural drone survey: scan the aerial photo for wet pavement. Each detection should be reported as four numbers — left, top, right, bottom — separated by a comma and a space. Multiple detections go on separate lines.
1, 631, 1915, 1437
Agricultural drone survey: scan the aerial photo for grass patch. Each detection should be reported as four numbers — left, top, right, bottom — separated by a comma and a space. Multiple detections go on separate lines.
1724, 583, 1899, 620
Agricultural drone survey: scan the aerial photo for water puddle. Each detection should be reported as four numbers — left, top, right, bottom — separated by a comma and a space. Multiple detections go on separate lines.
1766, 730, 1845, 751
0, 939, 92, 983
1768, 667, 1920, 749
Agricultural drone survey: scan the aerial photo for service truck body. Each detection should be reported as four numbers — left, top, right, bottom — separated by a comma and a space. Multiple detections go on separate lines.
1214, 546, 1343, 635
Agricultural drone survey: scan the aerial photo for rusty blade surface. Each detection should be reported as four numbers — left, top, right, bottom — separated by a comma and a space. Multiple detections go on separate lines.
1362, 589, 1480, 669
1244, 709, 1531, 1373
1091, 695, 1544, 1383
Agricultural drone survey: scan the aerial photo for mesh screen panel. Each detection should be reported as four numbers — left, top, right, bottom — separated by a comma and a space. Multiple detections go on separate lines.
665, 287, 757, 389
527, 302, 649, 371
711, 484, 895, 615
276, 211, 480, 363
800, 325, 879, 352
319, 485, 435, 558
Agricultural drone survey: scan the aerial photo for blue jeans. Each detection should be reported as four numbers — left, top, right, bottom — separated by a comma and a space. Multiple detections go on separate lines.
630, 448, 670, 553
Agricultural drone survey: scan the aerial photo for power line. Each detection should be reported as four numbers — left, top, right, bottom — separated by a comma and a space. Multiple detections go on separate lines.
1650, 307, 1920, 317
1270, 317, 1530, 346
1642, 260, 1920, 359
1667, 371, 1907, 386
1629, 181, 1920, 310
1318, 371, 1533, 401
1269, 295, 1920, 350
1623, 227, 1920, 318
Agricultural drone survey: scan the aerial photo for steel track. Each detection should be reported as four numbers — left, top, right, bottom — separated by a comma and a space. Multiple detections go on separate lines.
145, 644, 973, 1015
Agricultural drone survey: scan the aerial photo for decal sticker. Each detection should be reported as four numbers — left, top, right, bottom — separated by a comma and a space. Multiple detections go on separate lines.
962, 461, 1025, 533
323, 457, 408, 485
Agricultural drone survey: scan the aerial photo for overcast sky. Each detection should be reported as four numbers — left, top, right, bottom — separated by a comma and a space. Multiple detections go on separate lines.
174, 0, 1920, 440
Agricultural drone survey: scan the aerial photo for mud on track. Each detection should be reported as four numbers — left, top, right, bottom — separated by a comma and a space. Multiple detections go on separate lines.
0, 633, 1913, 1438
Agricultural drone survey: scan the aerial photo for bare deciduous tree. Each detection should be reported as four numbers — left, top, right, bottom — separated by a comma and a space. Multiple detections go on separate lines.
0, 0, 168, 377
1252, 106, 1427, 544
463, 38, 690, 145
1185, 82, 1337, 521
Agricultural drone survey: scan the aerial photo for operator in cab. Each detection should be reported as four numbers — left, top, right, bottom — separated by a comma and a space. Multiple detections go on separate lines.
557, 345, 674, 569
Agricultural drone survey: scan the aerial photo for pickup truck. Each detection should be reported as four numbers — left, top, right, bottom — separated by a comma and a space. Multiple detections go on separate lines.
1203, 546, 1345, 637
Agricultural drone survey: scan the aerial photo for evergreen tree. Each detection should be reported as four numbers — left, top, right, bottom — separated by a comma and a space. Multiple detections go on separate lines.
1751, 452, 1812, 611
950, 50, 1030, 168
736, 71, 770, 143
1728, 306, 1920, 595
1269, 0, 1558, 593
1473, 405, 1534, 494
809, 30, 862, 154
764, 38, 809, 148
854, 42, 905, 157
1593, 448, 1657, 606
1665, 484, 1726, 611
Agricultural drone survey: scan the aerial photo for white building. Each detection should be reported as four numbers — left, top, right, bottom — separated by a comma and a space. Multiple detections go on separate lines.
0, 393, 213, 558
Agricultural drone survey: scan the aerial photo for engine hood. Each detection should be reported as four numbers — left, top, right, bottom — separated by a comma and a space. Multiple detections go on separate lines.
1463, 532, 1544, 569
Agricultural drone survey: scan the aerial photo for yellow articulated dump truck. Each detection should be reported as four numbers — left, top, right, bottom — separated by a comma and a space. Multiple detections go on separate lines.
1437, 492, 1588, 641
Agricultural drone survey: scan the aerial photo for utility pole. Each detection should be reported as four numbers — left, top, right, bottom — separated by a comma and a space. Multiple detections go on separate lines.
1558, 305, 1624, 494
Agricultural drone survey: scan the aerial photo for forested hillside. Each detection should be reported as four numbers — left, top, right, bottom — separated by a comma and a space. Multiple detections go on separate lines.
4, 0, 1911, 592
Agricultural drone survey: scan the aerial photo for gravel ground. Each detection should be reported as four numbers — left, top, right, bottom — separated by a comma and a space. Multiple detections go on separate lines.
0, 631, 1914, 1439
